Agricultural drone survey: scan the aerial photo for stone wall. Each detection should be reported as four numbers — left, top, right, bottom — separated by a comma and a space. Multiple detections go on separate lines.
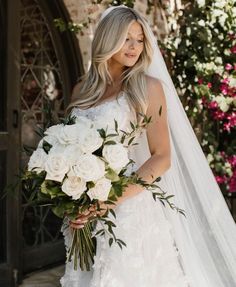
63, 0, 182, 73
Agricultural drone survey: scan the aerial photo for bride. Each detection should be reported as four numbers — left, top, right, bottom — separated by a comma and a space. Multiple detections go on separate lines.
60, 6, 236, 287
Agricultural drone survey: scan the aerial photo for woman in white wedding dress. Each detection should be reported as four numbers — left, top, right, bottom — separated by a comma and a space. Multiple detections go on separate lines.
61, 6, 236, 287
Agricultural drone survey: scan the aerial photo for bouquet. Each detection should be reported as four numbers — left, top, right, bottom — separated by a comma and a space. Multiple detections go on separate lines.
22, 114, 184, 271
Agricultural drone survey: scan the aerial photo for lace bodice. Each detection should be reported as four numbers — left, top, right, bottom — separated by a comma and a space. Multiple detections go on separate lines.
71, 92, 135, 133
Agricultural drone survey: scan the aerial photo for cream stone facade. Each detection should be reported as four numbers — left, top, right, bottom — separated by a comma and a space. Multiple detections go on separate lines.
63, 0, 182, 72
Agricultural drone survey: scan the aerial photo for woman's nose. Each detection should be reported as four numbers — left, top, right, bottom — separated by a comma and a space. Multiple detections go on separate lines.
129, 39, 137, 49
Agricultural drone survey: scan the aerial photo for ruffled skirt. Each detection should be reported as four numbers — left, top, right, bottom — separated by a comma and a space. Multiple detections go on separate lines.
60, 190, 190, 287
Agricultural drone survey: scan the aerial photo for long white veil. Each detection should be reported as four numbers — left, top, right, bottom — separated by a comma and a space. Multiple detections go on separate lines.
102, 6, 236, 287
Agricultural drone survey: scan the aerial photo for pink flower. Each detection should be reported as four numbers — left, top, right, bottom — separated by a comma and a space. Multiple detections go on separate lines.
222, 78, 230, 84
228, 156, 236, 168
212, 110, 226, 120
223, 113, 236, 132
220, 84, 229, 95
228, 33, 236, 40
207, 82, 212, 88
208, 101, 218, 109
215, 175, 227, 184
198, 78, 204, 84
229, 172, 236, 193
225, 63, 233, 71
230, 45, 236, 54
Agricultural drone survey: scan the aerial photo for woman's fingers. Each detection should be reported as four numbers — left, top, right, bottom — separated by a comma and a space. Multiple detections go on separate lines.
69, 218, 87, 229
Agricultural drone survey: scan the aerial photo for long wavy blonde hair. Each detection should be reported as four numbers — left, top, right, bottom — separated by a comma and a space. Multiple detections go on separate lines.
67, 7, 154, 120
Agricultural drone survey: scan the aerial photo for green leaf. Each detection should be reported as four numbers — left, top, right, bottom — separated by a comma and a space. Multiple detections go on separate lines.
42, 140, 52, 154
109, 238, 113, 247
104, 140, 116, 145
109, 209, 116, 219
130, 121, 135, 131
114, 119, 118, 132
105, 168, 120, 182
113, 184, 123, 197
41, 180, 65, 199
128, 137, 135, 146
97, 128, 106, 139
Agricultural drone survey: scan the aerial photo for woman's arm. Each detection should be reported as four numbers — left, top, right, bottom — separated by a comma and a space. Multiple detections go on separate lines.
115, 76, 171, 205
70, 77, 171, 228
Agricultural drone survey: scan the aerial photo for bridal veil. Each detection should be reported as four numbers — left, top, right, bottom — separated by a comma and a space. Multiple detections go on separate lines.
101, 6, 236, 287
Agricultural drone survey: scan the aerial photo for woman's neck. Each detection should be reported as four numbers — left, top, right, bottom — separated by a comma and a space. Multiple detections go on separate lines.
108, 62, 126, 84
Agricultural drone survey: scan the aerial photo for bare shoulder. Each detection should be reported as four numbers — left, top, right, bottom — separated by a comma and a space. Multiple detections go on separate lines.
145, 75, 166, 107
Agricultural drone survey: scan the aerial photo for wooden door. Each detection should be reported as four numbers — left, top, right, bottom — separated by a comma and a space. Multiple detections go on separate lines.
0, 0, 83, 285
0, 0, 21, 286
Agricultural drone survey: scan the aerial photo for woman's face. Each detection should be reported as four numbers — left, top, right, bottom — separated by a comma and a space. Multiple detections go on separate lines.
110, 21, 144, 69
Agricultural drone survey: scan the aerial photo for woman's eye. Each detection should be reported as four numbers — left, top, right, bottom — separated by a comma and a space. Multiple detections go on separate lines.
126, 38, 130, 42
138, 40, 144, 43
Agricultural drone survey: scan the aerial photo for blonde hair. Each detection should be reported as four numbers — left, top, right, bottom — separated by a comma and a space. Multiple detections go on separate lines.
67, 7, 154, 121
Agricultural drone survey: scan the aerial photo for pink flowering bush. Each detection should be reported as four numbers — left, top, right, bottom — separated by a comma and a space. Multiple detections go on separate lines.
162, 0, 236, 193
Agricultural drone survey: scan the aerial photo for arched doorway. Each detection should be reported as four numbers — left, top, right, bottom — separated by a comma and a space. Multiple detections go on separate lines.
20, 0, 84, 276
0, 0, 84, 285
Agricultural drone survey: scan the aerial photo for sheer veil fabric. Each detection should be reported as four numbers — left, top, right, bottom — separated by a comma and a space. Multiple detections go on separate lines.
101, 6, 236, 287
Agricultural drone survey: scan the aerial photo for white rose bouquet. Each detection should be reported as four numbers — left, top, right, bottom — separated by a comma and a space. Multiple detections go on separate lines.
22, 114, 184, 271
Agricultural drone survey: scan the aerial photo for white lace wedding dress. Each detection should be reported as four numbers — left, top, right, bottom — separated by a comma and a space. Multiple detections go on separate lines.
60, 92, 190, 287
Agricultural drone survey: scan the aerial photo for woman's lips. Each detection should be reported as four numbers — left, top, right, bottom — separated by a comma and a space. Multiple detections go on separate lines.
125, 53, 137, 58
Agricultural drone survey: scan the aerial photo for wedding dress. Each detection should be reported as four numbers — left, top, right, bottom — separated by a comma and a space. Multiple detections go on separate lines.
61, 6, 236, 287
60, 92, 191, 287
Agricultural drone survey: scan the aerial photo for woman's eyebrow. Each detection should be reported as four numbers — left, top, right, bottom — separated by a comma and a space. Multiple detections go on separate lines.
127, 32, 144, 36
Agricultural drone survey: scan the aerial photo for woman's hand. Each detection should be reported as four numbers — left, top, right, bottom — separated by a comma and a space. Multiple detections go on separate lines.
69, 202, 113, 229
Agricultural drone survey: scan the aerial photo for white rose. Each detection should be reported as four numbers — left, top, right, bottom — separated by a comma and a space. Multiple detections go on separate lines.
78, 127, 103, 153
28, 148, 48, 173
38, 135, 58, 149
73, 154, 105, 181
87, 177, 112, 201
62, 176, 87, 200
57, 124, 80, 145
44, 124, 64, 137
45, 153, 70, 182
48, 145, 66, 154
102, 143, 129, 173
63, 144, 83, 166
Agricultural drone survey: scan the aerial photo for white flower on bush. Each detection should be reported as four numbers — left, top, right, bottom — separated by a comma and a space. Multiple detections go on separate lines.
62, 176, 87, 200
215, 96, 233, 112
196, 0, 205, 7
73, 154, 105, 181
214, 0, 226, 9
63, 144, 83, 166
207, 153, 214, 164
103, 143, 129, 173
28, 148, 48, 173
45, 152, 70, 182
87, 177, 112, 201
229, 77, 236, 88
198, 20, 205, 27
57, 124, 81, 145
78, 127, 103, 153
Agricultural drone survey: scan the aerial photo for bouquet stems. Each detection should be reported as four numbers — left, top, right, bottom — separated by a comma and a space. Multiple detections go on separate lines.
67, 222, 96, 271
